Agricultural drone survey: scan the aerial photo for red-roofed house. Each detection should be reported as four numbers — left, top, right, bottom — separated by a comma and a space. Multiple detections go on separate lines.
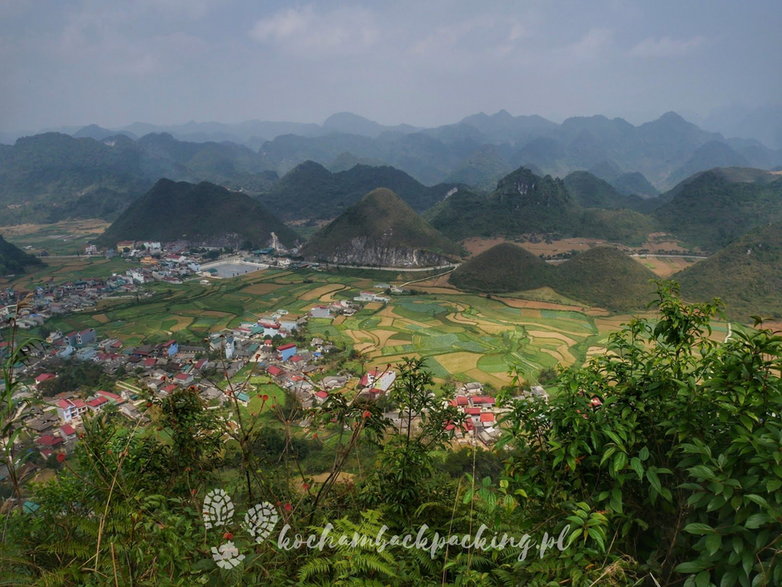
277, 343, 297, 361
479, 413, 496, 424
464, 407, 482, 416
87, 396, 109, 411
471, 396, 496, 406
96, 390, 125, 405
56, 398, 89, 423
35, 373, 56, 387
35, 435, 64, 448
267, 365, 283, 377
194, 358, 209, 370
174, 372, 194, 386
162, 384, 177, 394
142, 358, 157, 368
60, 424, 77, 440
453, 396, 469, 406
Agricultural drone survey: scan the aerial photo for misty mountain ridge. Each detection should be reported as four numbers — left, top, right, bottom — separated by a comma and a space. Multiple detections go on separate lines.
4, 110, 779, 192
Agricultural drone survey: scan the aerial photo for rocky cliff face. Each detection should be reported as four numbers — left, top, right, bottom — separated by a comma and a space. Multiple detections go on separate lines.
308, 236, 452, 267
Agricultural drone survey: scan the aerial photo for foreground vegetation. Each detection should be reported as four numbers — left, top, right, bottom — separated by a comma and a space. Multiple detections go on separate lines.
2, 284, 781, 585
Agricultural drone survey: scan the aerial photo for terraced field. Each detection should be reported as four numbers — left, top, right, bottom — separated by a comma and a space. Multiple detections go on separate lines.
8, 258, 715, 387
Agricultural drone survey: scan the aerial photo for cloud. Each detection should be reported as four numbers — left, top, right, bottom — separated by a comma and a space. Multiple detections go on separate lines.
137, 0, 219, 20
249, 5, 378, 56
566, 28, 614, 61
57, 8, 208, 77
630, 35, 705, 58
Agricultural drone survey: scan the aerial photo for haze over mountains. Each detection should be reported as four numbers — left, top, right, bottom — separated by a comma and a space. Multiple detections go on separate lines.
3, 108, 782, 317
2, 111, 779, 223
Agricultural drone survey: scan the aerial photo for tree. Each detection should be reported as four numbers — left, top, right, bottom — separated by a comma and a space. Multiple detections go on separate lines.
498, 282, 782, 585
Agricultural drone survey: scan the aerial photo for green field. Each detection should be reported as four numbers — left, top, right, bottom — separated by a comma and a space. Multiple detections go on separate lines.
0, 219, 110, 256
4, 255, 661, 388
4, 254, 736, 388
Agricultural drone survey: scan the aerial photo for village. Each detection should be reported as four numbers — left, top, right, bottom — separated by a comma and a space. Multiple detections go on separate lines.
0, 239, 551, 487
0, 239, 314, 332
2, 284, 531, 485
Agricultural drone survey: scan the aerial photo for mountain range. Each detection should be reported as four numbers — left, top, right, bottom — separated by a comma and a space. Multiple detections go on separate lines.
3, 111, 779, 213
257, 161, 454, 221
426, 167, 655, 245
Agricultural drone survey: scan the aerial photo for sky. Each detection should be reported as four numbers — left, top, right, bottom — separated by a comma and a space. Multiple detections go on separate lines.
1, 0, 780, 132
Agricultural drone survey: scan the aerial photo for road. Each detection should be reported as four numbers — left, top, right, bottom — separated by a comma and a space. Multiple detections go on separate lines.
324, 262, 461, 272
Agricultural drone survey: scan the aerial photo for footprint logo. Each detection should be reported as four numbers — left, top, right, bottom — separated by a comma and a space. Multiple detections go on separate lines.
202, 489, 280, 568
244, 502, 279, 544
202, 489, 235, 529
210, 542, 245, 569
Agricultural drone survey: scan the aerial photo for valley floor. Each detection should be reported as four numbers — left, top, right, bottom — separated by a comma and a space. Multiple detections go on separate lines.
1, 253, 731, 388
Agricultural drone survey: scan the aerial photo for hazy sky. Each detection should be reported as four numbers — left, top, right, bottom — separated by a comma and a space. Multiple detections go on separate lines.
2, 0, 780, 131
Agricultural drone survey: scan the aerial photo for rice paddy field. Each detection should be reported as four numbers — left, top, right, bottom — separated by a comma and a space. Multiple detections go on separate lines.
4, 257, 731, 388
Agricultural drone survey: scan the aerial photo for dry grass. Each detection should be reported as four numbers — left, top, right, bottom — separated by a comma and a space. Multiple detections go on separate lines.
526, 329, 578, 346
300, 284, 344, 301
435, 352, 481, 372
631, 255, 702, 277
241, 283, 283, 295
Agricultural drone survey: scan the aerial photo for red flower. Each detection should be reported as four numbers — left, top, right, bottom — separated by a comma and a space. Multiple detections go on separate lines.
261, 394, 269, 401
301, 482, 310, 491
312, 433, 319, 439
362, 410, 371, 419
283, 502, 292, 512
223, 532, 233, 540
56, 453, 66, 463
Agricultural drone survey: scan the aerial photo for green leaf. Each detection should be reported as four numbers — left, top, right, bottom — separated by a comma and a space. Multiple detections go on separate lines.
744, 494, 768, 507
675, 560, 711, 573
639, 446, 650, 461
683, 523, 714, 536
587, 527, 606, 552
610, 487, 623, 514
630, 457, 644, 480
689, 465, 717, 481
744, 513, 769, 529
705, 533, 722, 556
647, 468, 662, 494
613, 451, 627, 475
